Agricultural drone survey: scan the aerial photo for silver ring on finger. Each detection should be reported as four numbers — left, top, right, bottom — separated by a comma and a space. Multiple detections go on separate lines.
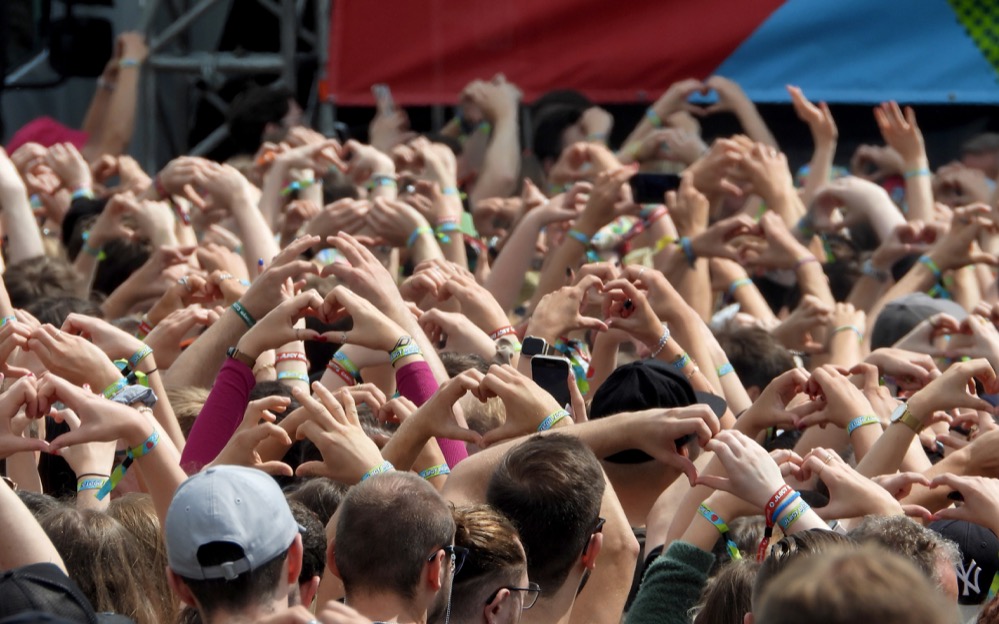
178, 276, 191, 291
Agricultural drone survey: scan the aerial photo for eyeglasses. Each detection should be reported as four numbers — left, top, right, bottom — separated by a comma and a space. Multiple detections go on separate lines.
581, 517, 606, 557
428, 544, 469, 575
486, 581, 541, 609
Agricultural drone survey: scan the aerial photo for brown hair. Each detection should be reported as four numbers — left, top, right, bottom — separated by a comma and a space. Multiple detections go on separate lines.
166, 386, 211, 439
757, 547, 954, 624
107, 493, 178, 623
692, 558, 760, 624
40, 507, 161, 624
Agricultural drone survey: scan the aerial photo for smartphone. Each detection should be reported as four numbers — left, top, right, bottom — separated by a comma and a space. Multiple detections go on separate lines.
629, 173, 682, 204
531, 355, 572, 409
371, 83, 395, 115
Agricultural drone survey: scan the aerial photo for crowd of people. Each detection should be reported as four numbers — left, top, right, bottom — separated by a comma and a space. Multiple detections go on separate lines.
3, 30, 999, 624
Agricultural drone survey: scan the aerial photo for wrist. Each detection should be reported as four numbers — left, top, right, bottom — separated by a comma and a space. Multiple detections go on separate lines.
235, 335, 264, 362
523, 322, 559, 346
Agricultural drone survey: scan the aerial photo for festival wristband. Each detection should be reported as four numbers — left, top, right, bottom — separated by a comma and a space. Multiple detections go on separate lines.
765, 484, 794, 525
645, 107, 664, 128
717, 362, 735, 377
332, 351, 361, 380
277, 371, 309, 383
101, 377, 129, 401
361, 460, 394, 482
697, 504, 742, 561
96, 429, 160, 501
904, 167, 931, 179
777, 499, 811, 532
407, 225, 433, 248
771, 491, 801, 526
847, 414, 881, 435
128, 345, 153, 370
230, 301, 256, 328
434, 222, 461, 243
670, 352, 691, 370
537, 409, 570, 432
419, 463, 451, 480
77, 477, 110, 493
71, 187, 95, 201
389, 343, 422, 365
727, 278, 752, 300
366, 174, 397, 190
326, 360, 358, 386
918, 255, 943, 280
831, 324, 864, 342
0, 316, 15, 327
280, 178, 318, 197
489, 326, 516, 341
276, 352, 309, 365
678, 237, 696, 267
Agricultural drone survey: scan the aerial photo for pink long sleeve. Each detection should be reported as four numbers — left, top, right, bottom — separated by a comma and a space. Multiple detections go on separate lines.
395, 360, 469, 467
179, 358, 255, 474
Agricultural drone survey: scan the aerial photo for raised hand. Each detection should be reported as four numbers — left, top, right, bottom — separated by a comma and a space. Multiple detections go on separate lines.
210, 396, 293, 476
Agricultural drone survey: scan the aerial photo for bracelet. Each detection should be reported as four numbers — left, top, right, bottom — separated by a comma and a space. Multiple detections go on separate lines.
831, 324, 864, 342
71, 187, 95, 201
442, 186, 460, 196
0, 315, 16, 327
726, 278, 752, 300
276, 351, 309, 365
280, 178, 318, 197
332, 351, 361, 380
904, 167, 931, 179
366, 174, 397, 190
861, 259, 890, 282
29, 194, 42, 211
419, 463, 451, 480
670, 352, 691, 370
918, 255, 943, 280
717, 362, 735, 377
277, 371, 310, 383
794, 256, 819, 269
407, 225, 433, 248
80, 231, 105, 260
847, 414, 881, 435
230, 302, 256, 328
77, 477, 109, 493
697, 504, 743, 561
765, 484, 794, 525
650, 324, 671, 358
96, 429, 160, 500
678, 236, 696, 267
326, 360, 358, 386
771, 491, 801, 526
361, 460, 395, 482
118, 58, 141, 69
538, 409, 570, 432
101, 377, 129, 401
777, 499, 811, 532
76, 473, 109, 480
128, 345, 153, 370
645, 107, 664, 128
567, 229, 600, 262
489, 326, 516, 341
434, 222, 461, 244
135, 317, 155, 340
643, 206, 669, 225
389, 343, 422, 365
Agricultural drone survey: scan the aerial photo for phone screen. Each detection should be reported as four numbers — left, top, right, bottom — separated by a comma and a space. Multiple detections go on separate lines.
371, 84, 394, 115
531, 355, 571, 408
629, 173, 682, 204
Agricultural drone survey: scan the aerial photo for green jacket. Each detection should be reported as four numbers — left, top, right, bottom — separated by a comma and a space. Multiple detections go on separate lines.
626, 541, 715, 624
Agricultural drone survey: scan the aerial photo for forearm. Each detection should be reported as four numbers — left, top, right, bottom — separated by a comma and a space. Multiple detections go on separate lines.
469, 114, 519, 206
734, 101, 777, 147
586, 333, 623, 398
902, 161, 934, 223
799, 141, 836, 206
178, 357, 255, 472
902, 448, 970, 513
6, 452, 42, 493
408, 229, 445, 265
0, 185, 44, 263
90, 66, 141, 157
848, 274, 892, 313
146, 368, 186, 450
0, 479, 66, 571
232, 193, 281, 273
797, 261, 835, 308
81, 86, 111, 138
260, 166, 289, 229
163, 307, 246, 390
952, 266, 981, 312
856, 425, 917, 478
485, 212, 544, 312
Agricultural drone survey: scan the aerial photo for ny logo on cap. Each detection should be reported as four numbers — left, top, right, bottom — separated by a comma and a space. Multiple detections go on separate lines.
957, 558, 982, 597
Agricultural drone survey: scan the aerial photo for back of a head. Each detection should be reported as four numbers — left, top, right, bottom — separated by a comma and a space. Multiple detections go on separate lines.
532, 104, 583, 165
286, 477, 348, 528
287, 500, 326, 586
756, 547, 954, 624
4, 257, 82, 309
849, 515, 960, 594
39, 508, 159, 624
431, 505, 527, 624
693, 559, 760, 624
752, 529, 855, 609
227, 85, 293, 155
715, 326, 794, 392
486, 434, 605, 593
336, 471, 455, 600
106, 493, 176, 622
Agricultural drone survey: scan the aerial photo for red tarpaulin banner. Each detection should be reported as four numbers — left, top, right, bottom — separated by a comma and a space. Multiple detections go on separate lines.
327, 0, 785, 106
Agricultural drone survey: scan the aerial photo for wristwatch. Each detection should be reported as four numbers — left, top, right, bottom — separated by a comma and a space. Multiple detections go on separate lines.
226, 346, 257, 369
522, 336, 556, 358
890, 403, 923, 433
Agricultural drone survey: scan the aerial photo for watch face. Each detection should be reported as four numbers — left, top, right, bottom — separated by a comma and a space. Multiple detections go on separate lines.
890, 403, 907, 422
522, 336, 547, 357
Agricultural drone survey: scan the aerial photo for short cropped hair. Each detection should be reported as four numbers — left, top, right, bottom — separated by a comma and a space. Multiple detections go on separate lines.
335, 472, 455, 600
715, 326, 793, 391
486, 434, 605, 593
757, 547, 954, 624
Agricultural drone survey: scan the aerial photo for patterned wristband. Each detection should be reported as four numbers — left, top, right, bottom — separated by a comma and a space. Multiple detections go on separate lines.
101, 377, 129, 400
489, 326, 516, 341
670, 352, 691, 370
77, 477, 110, 492
847, 414, 881, 435
390, 343, 422, 365
717, 362, 735, 377
419, 463, 451, 480
361, 460, 394, 482
407, 225, 434, 248
277, 371, 309, 383
537, 409, 570, 432
128, 345, 153, 370
230, 302, 256, 328
276, 352, 309, 364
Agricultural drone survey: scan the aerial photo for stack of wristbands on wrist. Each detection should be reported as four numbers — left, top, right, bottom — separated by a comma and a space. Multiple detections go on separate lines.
758, 485, 810, 561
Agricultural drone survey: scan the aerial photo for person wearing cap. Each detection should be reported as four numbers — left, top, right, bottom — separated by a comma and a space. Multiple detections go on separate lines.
164, 465, 305, 624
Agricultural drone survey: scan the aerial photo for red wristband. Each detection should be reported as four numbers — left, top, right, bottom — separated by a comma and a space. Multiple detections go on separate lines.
276, 352, 309, 364
489, 325, 516, 341
326, 361, 357, 386
765, 484, 793, 526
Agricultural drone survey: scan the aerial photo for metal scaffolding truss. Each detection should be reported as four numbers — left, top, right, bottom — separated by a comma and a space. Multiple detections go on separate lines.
138, 0, 330, 169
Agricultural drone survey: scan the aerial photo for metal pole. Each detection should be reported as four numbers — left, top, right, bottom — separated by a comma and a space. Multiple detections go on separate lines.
149, 0, 222, 53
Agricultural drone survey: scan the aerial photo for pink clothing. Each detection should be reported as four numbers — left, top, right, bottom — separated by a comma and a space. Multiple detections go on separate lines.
181, 358, 468, 474
395, 360, 469, 468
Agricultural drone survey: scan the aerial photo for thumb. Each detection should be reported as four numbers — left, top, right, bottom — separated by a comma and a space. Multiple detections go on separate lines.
257, 460, 294, 477
902, 505, 934, 522
295, 460, 332, 479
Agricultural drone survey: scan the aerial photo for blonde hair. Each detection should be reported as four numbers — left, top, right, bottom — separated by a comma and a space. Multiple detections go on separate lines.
167, 385, 210, 439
